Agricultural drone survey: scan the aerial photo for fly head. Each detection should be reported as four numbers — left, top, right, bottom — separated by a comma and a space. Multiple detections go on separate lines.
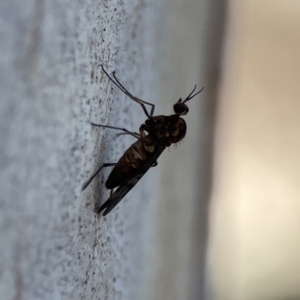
173, 85, 204, 116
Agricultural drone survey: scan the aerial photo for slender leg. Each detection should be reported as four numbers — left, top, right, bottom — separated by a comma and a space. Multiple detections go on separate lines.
82, 163, 120, 191
91, 122, 140, 139
100, 65, 155, 117
82, 159, 151, 191
82, 158, 158, 192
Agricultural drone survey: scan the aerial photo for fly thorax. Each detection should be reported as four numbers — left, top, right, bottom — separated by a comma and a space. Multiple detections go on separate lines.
156, 122, 168, 139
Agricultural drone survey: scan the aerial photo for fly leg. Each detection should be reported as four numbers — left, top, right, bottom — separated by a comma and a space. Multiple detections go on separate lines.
82, 161, 146, 191
100, 65, 155, 117
91, 122, 140, 139
83, 123, 150, 191
82, 163, 120, 191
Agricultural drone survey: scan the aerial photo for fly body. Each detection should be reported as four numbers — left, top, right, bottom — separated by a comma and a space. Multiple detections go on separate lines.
82, 65, 204, 216
105, 134, 157, 189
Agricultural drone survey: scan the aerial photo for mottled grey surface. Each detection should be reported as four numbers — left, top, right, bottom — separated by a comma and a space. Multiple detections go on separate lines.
0, 0, 225, 299
0, 0, 166, 299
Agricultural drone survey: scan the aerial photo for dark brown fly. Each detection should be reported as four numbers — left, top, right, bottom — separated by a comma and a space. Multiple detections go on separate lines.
82, 65, 204, 216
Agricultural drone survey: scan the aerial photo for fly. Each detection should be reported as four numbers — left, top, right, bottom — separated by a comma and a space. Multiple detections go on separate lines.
82, 65, 204, 216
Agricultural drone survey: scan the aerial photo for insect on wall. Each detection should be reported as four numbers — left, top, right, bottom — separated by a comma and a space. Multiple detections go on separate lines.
82, 65, 204, 216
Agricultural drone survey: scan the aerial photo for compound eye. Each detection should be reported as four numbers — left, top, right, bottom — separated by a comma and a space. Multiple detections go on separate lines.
170, 118, 187, 143
173, 102, 189, 115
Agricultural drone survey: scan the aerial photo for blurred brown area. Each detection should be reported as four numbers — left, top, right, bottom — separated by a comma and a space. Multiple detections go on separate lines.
208, 1, 300, 299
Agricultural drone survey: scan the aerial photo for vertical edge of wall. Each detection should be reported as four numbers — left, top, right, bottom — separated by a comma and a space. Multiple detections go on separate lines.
147, 1, 228, 300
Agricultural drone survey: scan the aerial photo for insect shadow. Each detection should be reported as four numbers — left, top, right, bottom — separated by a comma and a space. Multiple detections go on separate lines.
82, 65, 204, 216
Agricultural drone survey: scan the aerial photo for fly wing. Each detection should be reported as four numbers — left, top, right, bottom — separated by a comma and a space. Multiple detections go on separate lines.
98, 141, 167, 216
98, 168, 150, 216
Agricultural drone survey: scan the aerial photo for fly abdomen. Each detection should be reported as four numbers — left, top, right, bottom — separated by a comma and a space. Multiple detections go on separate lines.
105, 136, 155, 189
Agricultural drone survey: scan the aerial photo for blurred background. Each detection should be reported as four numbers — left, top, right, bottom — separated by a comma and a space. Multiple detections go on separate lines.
208, 1, 300, 300
0, 0, 299, 299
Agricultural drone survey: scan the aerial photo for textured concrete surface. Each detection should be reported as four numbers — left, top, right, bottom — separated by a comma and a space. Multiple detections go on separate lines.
0, 1, 167, 299
0, 0, 222, 299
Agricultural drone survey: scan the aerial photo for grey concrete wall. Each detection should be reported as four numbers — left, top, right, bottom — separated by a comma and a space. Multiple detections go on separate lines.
0, 1, 167, 299
0, 0, 224, 299
148, 1, 226, 300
